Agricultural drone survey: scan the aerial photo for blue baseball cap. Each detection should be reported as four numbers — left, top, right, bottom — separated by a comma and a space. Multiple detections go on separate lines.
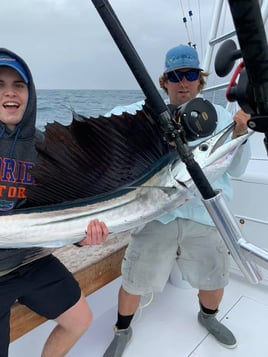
0, 53, 29, 83
164, 44, 203, 73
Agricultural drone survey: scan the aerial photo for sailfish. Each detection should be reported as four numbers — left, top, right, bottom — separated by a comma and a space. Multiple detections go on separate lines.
0, 101, 249, 248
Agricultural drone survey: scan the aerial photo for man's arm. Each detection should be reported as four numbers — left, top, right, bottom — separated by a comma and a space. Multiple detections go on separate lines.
228, 109, 251, 177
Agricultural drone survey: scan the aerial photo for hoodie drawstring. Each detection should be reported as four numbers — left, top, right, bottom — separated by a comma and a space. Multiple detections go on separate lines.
0, 126, 6, 138
9, 126, 21, 157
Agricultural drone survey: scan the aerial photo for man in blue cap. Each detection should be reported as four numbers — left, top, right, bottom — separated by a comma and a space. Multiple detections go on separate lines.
0, 48, 109, 357
103, 44, 251, 356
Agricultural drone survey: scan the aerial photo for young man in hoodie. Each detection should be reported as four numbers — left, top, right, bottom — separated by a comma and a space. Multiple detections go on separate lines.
0, 48, 109, 357
103, 44, 251, 356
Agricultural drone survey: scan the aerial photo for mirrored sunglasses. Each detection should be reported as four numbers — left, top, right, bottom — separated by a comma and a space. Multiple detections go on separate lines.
167, 70, 200, 82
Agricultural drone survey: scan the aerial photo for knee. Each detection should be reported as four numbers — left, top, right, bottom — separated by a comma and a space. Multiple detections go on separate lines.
120, 286, 140, 299
70, 304, 93, 337
77, 301, 93, 333
56, 295, 93, 335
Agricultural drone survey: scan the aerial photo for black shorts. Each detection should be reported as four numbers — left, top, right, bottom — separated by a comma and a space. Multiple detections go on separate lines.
0, 254, 81, 357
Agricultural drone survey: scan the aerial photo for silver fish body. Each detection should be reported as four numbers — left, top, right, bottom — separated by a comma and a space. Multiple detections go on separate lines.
0, 127, 249, 248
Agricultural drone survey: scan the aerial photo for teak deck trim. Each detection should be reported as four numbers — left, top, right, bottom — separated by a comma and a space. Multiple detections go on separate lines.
10, 234, 129, 342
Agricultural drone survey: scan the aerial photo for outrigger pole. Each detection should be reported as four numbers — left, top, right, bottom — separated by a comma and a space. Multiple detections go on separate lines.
91, 0, 262, 283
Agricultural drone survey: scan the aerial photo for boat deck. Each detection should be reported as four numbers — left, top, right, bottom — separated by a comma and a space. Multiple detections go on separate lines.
10, 268, 268, 356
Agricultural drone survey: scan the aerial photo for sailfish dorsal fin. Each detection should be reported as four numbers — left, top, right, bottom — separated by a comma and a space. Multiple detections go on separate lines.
25, 102, 172, 207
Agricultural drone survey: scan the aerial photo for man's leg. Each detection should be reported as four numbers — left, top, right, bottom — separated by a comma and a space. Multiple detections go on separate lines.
42, 293, 92, 357
177, 220, 236, 348
198, 288, 237, 348
17, 255, 91, 357
103, 287, 140, 357
0, 310, 11, 357
0, 265, 32, 357
103, 220, 179, 357
118, 286, 140, 317
198, 288, 223, 310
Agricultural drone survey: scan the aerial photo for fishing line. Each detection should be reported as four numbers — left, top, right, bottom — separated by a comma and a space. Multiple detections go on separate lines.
132, 292, 154, 324
167, 70, 186, 89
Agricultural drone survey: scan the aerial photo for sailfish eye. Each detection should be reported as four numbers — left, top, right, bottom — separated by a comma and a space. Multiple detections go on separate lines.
199, 143, 209, 151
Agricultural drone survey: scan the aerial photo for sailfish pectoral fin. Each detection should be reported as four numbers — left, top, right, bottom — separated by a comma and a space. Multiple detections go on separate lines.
209, 122, 235, 154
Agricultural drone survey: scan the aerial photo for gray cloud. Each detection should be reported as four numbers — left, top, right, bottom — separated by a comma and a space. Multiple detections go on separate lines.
1, 0, 237, 89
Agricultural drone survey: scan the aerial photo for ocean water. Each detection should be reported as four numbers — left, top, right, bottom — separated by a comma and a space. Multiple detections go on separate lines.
36, 89, 226, 131
36, 89, 147, 130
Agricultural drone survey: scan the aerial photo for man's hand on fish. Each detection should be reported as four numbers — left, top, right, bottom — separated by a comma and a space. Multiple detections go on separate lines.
232, 109, 250, 138
78, 219, 109, 246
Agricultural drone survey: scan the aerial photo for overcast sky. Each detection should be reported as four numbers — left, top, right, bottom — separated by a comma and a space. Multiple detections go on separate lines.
1, 1, 238, 89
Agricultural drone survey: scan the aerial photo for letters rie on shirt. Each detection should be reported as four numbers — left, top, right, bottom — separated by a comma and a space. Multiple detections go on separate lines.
0, 158, 37, 199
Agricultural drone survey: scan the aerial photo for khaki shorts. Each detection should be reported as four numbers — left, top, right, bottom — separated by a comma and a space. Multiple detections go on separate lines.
121, 219, 230, 295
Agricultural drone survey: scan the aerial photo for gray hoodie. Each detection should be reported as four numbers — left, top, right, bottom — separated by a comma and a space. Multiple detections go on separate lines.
0, 48, 51, 274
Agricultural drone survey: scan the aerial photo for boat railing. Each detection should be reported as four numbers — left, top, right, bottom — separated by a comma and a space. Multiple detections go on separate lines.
203, 82, 229, 94
199, 0, 268, 284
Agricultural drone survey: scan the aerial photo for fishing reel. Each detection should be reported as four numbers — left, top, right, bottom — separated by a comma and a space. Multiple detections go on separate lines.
215, 39, 256, 114
168, 97, 218, 142
215, 39, 268, 135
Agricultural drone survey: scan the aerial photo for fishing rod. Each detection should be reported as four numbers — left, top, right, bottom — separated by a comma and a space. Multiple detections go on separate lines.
91, 0, 214, 199
228, 0, 268, 154
91, 0, 261, 283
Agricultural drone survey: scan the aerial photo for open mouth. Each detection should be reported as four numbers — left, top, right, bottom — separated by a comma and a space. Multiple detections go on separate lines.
3, 102, 19, 109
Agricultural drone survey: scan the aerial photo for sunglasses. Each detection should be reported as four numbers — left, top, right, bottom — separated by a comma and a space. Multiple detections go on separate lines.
167, 70, 200, 82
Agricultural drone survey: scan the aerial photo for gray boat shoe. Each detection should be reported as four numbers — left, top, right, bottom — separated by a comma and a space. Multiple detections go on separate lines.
103, 326, 133, 357
198, 310, 237, 349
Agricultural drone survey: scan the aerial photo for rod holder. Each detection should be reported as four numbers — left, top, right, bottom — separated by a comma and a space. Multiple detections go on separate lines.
202, 190, 262, 284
